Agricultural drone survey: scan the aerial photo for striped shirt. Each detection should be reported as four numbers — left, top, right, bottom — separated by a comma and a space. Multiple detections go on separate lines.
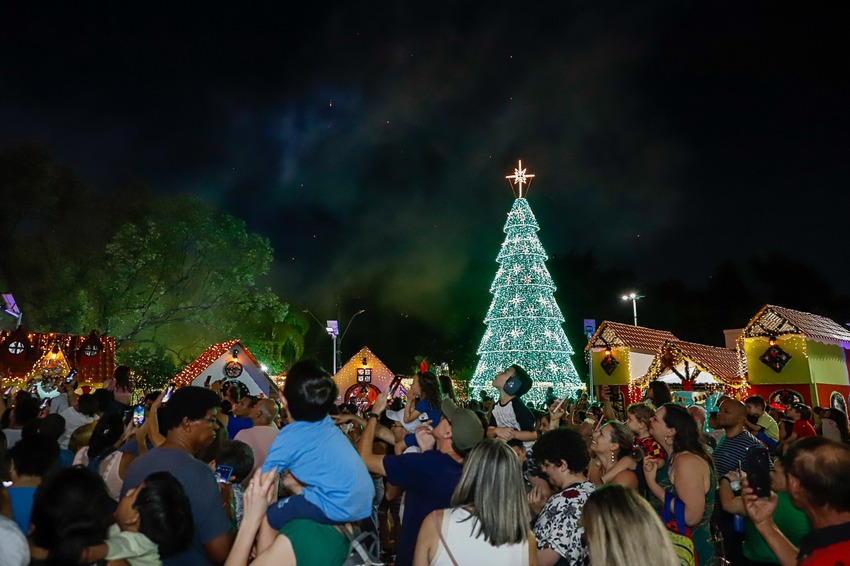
714, 430, 768, 476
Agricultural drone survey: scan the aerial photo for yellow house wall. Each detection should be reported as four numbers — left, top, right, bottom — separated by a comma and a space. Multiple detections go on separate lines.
591, 347, 632, 386
807, 340, 849, 386
745, 335, 811, 385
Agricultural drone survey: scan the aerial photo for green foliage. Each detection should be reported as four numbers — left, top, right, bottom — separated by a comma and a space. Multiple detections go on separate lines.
116, 343, 179, 391
0, 142, 304, 380
78, 195, 283, 346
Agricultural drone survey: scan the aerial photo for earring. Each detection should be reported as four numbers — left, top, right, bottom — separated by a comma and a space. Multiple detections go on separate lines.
610, 451, 616, 463
665, 435, 673, 446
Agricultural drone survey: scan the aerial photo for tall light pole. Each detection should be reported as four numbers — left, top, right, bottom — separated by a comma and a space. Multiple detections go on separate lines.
303, 308, 366, 374
621, 293, 644, 326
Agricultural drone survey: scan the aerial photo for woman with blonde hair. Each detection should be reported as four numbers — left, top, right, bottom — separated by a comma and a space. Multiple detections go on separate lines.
413, 438, 537, 565
582, 484, 678, 566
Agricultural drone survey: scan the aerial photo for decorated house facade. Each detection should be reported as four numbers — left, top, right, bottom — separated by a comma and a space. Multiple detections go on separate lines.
173, 339, 278, 398
332, 346, 396, 406
0, 328, 115, 387
742, 304, 850, 410
585, 321, 679, 400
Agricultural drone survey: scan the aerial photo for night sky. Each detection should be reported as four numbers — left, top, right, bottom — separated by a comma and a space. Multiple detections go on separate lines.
2, 3, 849, 368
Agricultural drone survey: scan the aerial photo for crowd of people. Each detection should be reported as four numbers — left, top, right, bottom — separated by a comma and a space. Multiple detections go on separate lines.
1, 362, 850, 566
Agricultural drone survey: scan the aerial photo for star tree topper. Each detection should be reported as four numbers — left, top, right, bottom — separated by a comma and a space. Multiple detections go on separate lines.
506, 159, 535, 198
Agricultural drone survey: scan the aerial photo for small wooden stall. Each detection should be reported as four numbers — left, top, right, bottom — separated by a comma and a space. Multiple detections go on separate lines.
173, 339, 279, 398
585, 321, 679, 404
332, 346, 396, 406
741, 304, 850, 410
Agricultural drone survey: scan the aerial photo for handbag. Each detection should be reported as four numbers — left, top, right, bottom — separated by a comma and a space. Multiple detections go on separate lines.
662, 490, 698, 566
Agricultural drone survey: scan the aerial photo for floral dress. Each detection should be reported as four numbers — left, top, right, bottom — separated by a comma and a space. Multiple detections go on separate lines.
533, 480, 596, 566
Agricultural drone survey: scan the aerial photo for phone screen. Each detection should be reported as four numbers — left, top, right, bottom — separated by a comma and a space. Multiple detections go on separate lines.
746, 444, 772, 498
388, 375, 402, 396
215, 465, 234, 484
65, 369, 78, 383
3, 386, 12, 397
161, 385, 175, 404
39, 398, 49, 410
133, 405, 145, 426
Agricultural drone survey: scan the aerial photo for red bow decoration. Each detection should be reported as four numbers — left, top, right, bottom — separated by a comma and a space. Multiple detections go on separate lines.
419, 361, 428, 374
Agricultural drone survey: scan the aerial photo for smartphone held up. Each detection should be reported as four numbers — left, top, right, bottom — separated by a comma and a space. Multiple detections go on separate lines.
215, 465, 234, 484
133, 404, 146, 426
746, 444, 772, 498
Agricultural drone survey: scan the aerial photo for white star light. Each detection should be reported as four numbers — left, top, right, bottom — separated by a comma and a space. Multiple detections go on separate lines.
506, 160, 535, 198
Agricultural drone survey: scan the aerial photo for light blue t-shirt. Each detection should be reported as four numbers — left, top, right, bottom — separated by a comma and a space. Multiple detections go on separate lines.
262, 416, 374, 522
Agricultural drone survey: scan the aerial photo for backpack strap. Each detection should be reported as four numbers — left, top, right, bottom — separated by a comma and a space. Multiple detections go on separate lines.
432, 511, 459, 566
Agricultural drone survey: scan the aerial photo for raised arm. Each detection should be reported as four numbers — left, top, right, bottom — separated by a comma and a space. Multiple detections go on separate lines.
358, 392, 389, 476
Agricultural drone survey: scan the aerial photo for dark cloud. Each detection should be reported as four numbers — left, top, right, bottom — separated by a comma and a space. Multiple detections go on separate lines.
2, 2, 849, 364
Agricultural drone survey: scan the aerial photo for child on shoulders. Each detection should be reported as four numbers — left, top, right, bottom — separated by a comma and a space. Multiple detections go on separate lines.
262, 360, 374, 529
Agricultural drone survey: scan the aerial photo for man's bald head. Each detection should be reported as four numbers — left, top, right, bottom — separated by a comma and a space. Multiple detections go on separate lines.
254, 398, 279, 425
717, 398, 747, 429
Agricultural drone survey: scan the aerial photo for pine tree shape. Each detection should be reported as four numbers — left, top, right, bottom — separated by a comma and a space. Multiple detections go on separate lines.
469, 197, 582, 404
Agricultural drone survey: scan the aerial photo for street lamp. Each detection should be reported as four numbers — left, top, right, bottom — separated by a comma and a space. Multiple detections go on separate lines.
621, 292, 644, 326
303, 308, 366, 374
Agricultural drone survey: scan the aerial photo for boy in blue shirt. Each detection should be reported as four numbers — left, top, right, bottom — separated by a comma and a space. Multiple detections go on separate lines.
262, 360, 374, 528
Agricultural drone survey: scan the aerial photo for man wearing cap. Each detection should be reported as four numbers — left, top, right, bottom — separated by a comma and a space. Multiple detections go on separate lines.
488, 364, 537, 450
358, 390, 484, 566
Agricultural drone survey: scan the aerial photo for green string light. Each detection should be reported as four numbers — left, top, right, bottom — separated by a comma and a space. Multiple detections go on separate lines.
469, 197, 583, 405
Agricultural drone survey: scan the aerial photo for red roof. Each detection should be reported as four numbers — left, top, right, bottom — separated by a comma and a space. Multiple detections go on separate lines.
669, 340, 746, 380
586, 321, 678, 354
744, 305, 850, 344
639, 339, 747, 389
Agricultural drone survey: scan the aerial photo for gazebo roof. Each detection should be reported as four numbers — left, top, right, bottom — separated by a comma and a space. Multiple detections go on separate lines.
586, 321, 678, 354
743, 304, 850, 344
640, 339, 747, 389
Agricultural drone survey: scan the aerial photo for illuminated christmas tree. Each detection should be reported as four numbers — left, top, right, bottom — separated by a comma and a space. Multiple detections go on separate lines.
469, 162, 583, 404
